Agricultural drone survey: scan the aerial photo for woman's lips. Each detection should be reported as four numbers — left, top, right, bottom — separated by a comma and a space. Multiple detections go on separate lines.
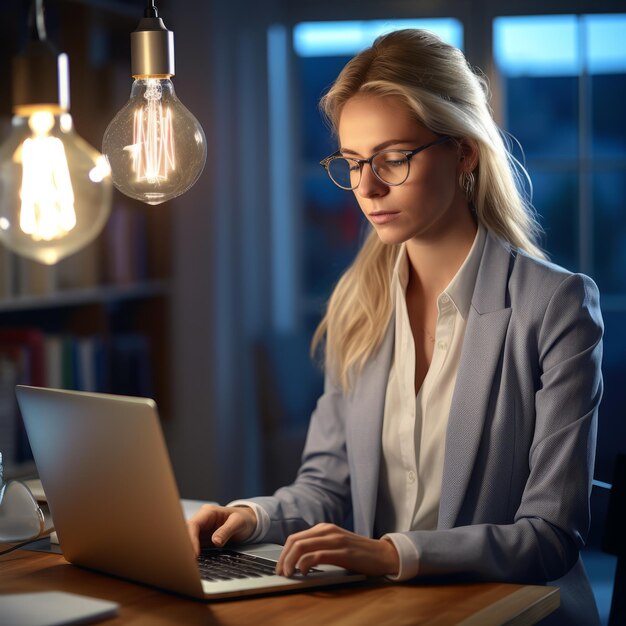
369, 211, 400, 225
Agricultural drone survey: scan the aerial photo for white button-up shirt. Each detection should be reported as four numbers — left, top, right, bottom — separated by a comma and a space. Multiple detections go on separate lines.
380, 224, 486, 580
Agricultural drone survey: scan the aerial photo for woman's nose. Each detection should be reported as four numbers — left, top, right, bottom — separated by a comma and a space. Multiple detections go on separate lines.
356, 164, 388, 199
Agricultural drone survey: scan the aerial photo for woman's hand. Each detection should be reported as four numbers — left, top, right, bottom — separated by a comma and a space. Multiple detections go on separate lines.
187, 505, 257, 556
275, 523, 400, 578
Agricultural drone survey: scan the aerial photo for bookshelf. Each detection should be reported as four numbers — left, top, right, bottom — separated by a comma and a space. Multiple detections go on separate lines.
0, 280, 169, 313
0, 276, 172, 477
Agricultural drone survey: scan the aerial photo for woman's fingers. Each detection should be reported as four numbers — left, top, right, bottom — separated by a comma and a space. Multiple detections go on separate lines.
212, 508, 256, 546
187, 505, 221, 556
296, 548, 350, 575
276, 523, 399, 578
187, 505, 256, 555
279, 525, 355, 576
278, 531, 343, 576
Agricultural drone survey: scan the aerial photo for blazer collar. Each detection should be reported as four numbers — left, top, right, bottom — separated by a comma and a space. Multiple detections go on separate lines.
438, 231, 516, 527
471, 230, 517, 314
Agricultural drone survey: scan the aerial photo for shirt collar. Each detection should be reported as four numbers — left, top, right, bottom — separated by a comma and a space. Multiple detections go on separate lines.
391, 243, 410, 297
390, 222, 487, 321
443, 222, 486, 319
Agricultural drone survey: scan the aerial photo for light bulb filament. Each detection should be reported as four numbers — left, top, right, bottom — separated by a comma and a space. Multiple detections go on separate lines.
19, 112, 77, 241
131, 80, 176, 184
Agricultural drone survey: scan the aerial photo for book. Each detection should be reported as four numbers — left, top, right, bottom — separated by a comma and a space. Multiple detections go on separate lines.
0, 329, 46, 464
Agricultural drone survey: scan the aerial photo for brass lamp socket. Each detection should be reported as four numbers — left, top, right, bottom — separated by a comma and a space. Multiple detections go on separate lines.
131, 17, 175, 78
12, 39, 69, 113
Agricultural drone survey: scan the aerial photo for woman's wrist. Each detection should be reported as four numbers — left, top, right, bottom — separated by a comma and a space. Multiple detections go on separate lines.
380, 537, 400, 576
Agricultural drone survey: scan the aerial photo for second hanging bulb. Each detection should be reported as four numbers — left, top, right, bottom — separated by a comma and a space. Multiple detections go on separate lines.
102, 7, 207, 205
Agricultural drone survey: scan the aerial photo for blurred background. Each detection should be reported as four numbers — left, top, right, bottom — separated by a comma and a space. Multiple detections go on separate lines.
0, 0, 624, 619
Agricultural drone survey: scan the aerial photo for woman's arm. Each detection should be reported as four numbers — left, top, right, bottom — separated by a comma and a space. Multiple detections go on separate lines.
245, 372, 353, 543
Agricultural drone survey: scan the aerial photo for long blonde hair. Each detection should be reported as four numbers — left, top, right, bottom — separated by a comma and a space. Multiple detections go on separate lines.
312, 29, 544, 392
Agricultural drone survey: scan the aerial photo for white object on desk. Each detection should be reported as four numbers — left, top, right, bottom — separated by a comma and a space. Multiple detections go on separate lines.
23, 479, 46, 503
0, 591, 119, 626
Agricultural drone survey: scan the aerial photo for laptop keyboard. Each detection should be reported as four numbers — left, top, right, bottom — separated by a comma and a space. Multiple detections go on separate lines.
198, 549, 321, 581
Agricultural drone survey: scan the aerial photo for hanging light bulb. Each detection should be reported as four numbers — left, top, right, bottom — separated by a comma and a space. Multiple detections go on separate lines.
0, 0, 112, 266
102, 1, 207, 205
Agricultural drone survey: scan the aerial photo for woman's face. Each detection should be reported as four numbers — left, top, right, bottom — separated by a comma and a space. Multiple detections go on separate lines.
337, 95, 472, 247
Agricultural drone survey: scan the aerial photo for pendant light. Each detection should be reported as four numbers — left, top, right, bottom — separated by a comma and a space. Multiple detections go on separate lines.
0, 0, 112, 266
102, 0, 207, 205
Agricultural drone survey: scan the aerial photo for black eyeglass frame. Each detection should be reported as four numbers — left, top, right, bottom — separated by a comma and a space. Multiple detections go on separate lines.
320, 135, 452, 190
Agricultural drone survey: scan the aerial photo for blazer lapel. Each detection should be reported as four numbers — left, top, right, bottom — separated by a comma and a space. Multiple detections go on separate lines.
438, 233, 515, 528
347, 319, 394, 537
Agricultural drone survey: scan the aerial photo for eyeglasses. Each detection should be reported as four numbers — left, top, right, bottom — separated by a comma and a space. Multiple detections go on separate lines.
320, 135, 452, 190
0, 452, 52, 554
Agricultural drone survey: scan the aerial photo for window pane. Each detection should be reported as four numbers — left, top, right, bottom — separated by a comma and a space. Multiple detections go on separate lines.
503, 76, 578, 159
584, 14, 626, 74
530, 168, 579, 270
493, 16, 580, 160
294, 19, 463, 57
584, 15, 626, 157
592, 170, 626, 293
493, 15, 580, 77
590, 73, 626, 158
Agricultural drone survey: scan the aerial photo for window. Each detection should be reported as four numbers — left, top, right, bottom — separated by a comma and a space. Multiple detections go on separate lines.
494, 13, 626, 482
493, 14, 626, 293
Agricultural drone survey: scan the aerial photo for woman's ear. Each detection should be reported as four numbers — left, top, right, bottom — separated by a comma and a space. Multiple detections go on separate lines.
457, 138, 479, 173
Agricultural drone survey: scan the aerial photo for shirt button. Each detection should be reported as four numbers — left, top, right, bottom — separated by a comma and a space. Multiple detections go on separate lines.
438, 340, 448, 350
408, 471, 416, 483
440, 294, 450, 305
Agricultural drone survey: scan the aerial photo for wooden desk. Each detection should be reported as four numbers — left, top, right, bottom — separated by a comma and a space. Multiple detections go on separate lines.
1, 548, 559, 626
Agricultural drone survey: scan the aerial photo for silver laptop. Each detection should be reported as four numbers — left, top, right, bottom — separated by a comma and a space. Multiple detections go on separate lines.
16, 385, 364, 600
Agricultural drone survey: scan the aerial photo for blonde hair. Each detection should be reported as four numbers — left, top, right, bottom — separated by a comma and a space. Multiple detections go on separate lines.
312, 29, 544, 392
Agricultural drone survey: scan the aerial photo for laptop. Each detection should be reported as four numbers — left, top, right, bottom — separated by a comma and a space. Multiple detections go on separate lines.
15, 385, 365, 600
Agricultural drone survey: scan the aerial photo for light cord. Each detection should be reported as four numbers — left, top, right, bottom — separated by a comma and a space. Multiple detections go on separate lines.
145, 0, 158, 18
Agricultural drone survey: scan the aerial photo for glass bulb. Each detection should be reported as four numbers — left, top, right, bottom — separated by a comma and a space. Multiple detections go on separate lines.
102, 78, 207, 205
0, 109, 112, 265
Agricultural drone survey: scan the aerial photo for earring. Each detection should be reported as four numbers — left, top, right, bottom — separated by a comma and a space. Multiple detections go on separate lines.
459, 171, 475, 202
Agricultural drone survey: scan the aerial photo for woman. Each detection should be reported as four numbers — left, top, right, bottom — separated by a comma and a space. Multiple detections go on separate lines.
189, 29, 603, 625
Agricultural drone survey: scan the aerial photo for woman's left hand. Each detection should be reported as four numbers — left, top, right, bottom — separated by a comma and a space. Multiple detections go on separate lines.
275, 523, 400, 578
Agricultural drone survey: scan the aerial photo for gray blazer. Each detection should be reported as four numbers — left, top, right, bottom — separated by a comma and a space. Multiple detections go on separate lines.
250, 231, 604, 625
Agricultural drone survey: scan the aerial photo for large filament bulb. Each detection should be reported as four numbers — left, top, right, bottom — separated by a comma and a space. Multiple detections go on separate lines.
0, 109, 112, 265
